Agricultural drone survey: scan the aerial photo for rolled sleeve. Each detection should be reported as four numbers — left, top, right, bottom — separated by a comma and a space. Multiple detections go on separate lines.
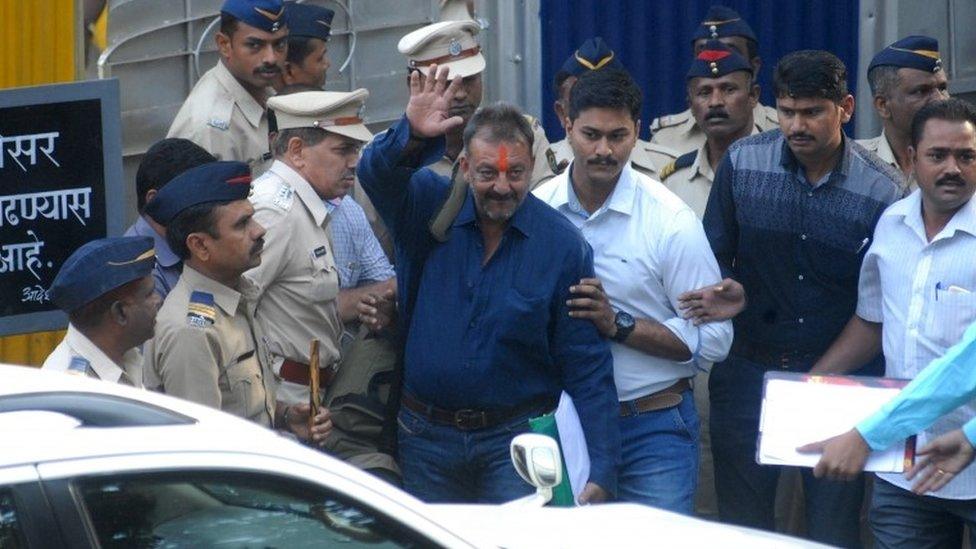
660, 209, 734, 365
855, 232, 883, 323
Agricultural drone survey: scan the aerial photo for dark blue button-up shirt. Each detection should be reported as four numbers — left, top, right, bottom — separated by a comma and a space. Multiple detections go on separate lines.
358, 116, 619, 491
704, 130, 902, 356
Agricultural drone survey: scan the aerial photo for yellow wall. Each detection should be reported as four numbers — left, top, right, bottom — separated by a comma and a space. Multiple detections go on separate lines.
0, 0, 78, 364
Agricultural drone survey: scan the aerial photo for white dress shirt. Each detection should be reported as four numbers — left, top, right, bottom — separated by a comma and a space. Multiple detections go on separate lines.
857, 189, 976, 499
534, 163, 733, 400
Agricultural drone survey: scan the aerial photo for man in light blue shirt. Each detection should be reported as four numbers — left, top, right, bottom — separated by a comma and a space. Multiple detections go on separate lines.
803, 98, 976, 547
124, 138, 216, 298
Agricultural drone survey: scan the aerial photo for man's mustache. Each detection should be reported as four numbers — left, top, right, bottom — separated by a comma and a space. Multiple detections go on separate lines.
706, 109, 729, 120
936, 175, 966, 187
588, 156, 617, 166
254, 64, 281, 75
251, 238, 265, 256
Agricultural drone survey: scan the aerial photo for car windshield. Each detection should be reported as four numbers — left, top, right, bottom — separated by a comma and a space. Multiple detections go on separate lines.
78, 472, 429, 548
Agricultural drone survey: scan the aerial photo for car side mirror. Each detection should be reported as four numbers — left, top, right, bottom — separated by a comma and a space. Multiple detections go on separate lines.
509, 433, 562, 505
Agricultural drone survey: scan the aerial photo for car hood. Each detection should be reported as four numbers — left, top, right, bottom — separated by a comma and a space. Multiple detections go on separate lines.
427, 502, 829, 548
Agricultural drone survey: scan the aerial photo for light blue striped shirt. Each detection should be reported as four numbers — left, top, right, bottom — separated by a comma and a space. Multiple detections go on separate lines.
325, 197, 395, 289
854, 190, 976, 499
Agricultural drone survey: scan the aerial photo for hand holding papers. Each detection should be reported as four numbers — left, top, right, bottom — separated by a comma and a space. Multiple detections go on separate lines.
759, 372, 915, 474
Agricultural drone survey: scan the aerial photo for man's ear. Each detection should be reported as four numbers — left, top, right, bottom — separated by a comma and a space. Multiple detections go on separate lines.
109, 300, 127, 326
215, 31, 232, 60
554, 100, 568, 129
282, 61, 296, 85
839, 94, 855, 124
144, 188, 158, 205
873, 94, 891, 121
185, 232, 211, 262
286, 136, 305, 167
908, 144, 918, 172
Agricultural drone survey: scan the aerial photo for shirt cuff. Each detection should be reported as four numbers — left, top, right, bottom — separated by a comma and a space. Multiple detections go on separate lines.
661, 317, 699, 365
855, 411, 889, 451
963, 419, 976, 448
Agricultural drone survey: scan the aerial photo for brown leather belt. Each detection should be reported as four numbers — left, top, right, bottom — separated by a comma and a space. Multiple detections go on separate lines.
279, 358, 336, 387
400, 392, 556, 431
731, 340, 820, 370
620, 378, 692, 417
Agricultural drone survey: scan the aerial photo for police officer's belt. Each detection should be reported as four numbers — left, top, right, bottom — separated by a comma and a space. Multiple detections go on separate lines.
401, 392, 557, 431
619, 377, 692, 416
280, 358, 337, 387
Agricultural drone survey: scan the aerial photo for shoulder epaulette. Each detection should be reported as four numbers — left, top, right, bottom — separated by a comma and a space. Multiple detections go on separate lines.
187, 291, 217, 328
660, 150, 697, 181
650, 110, 692, 133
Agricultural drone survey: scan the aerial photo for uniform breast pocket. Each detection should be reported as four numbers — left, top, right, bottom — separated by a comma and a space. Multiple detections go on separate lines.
931, 290, 976, 347
309, 254, 340, 302
224, 355, 264, 419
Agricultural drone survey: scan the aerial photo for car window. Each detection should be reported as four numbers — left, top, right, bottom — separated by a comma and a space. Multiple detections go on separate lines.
0, 489, 27, 549
76, 472, 431, 548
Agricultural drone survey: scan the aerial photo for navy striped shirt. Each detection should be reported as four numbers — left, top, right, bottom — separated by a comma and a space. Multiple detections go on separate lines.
703, 130, 902, 355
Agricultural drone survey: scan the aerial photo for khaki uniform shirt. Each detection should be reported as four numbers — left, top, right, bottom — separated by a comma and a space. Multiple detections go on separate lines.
167, 61, 272, 175
350, 114, 556, 259
659, 127, 762, 218
857, 130, 913, 193
650, 103, 778, 155
246, 160, 344, 405
144, 266, 275, 427
42, 324, 142, 386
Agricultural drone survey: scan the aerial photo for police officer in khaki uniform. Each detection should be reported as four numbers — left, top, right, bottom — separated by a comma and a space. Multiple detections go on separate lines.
655, 41, 760, 521
660, 41, 760, 219
350, 20, 558, 255
145, 161, 331, 443
859, 35, 948, 191
649, 5, 777, 155
246, 90, 373, 407
550, 37, 678, 179
167, 0, 288, 174
43, 237, 160, 387
277, 1, 334, 90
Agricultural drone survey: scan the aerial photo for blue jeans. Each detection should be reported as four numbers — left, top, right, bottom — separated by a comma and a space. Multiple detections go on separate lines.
709, 354, 864, 548
617, 388, 699, 514
397, 406, 535, 503
870, 477, 976, 548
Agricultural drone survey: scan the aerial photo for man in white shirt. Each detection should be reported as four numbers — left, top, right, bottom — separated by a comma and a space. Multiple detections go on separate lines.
43, 237, 161, 386
805, 98, 976, 546
534, 67, 733, 513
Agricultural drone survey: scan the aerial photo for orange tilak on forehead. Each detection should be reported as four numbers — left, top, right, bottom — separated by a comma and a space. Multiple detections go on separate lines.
497, 144, 509, 172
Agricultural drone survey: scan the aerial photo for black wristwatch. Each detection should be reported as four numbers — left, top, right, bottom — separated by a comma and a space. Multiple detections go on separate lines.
611, 311, 635, 342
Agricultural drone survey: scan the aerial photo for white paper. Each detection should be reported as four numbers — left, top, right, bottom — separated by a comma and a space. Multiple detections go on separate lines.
554, 392, 589, 501
758, 376, 913, 473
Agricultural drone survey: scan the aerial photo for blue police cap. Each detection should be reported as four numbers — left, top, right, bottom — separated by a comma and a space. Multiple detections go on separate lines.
868, 35, 942, 74
145, 161, 252, 226
687, 40, 753, 80
284, 1, 334, 41
51, 237, 155, 312
221, 0, 286, 33
559, 37, 623, 79
691, 5, 757, 43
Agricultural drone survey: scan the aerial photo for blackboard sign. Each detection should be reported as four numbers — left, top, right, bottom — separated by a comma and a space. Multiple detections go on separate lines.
0, 79, 124, 336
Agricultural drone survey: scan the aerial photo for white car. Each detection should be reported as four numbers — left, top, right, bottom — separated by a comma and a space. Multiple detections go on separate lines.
0, 364, 826, 548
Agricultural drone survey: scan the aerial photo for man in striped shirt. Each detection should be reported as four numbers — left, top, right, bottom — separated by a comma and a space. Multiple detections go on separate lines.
804, 98, 976, 547
701, 50, 902, 546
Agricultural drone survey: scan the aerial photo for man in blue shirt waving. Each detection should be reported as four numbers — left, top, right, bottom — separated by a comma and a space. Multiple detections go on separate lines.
358, 65, 620, 504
